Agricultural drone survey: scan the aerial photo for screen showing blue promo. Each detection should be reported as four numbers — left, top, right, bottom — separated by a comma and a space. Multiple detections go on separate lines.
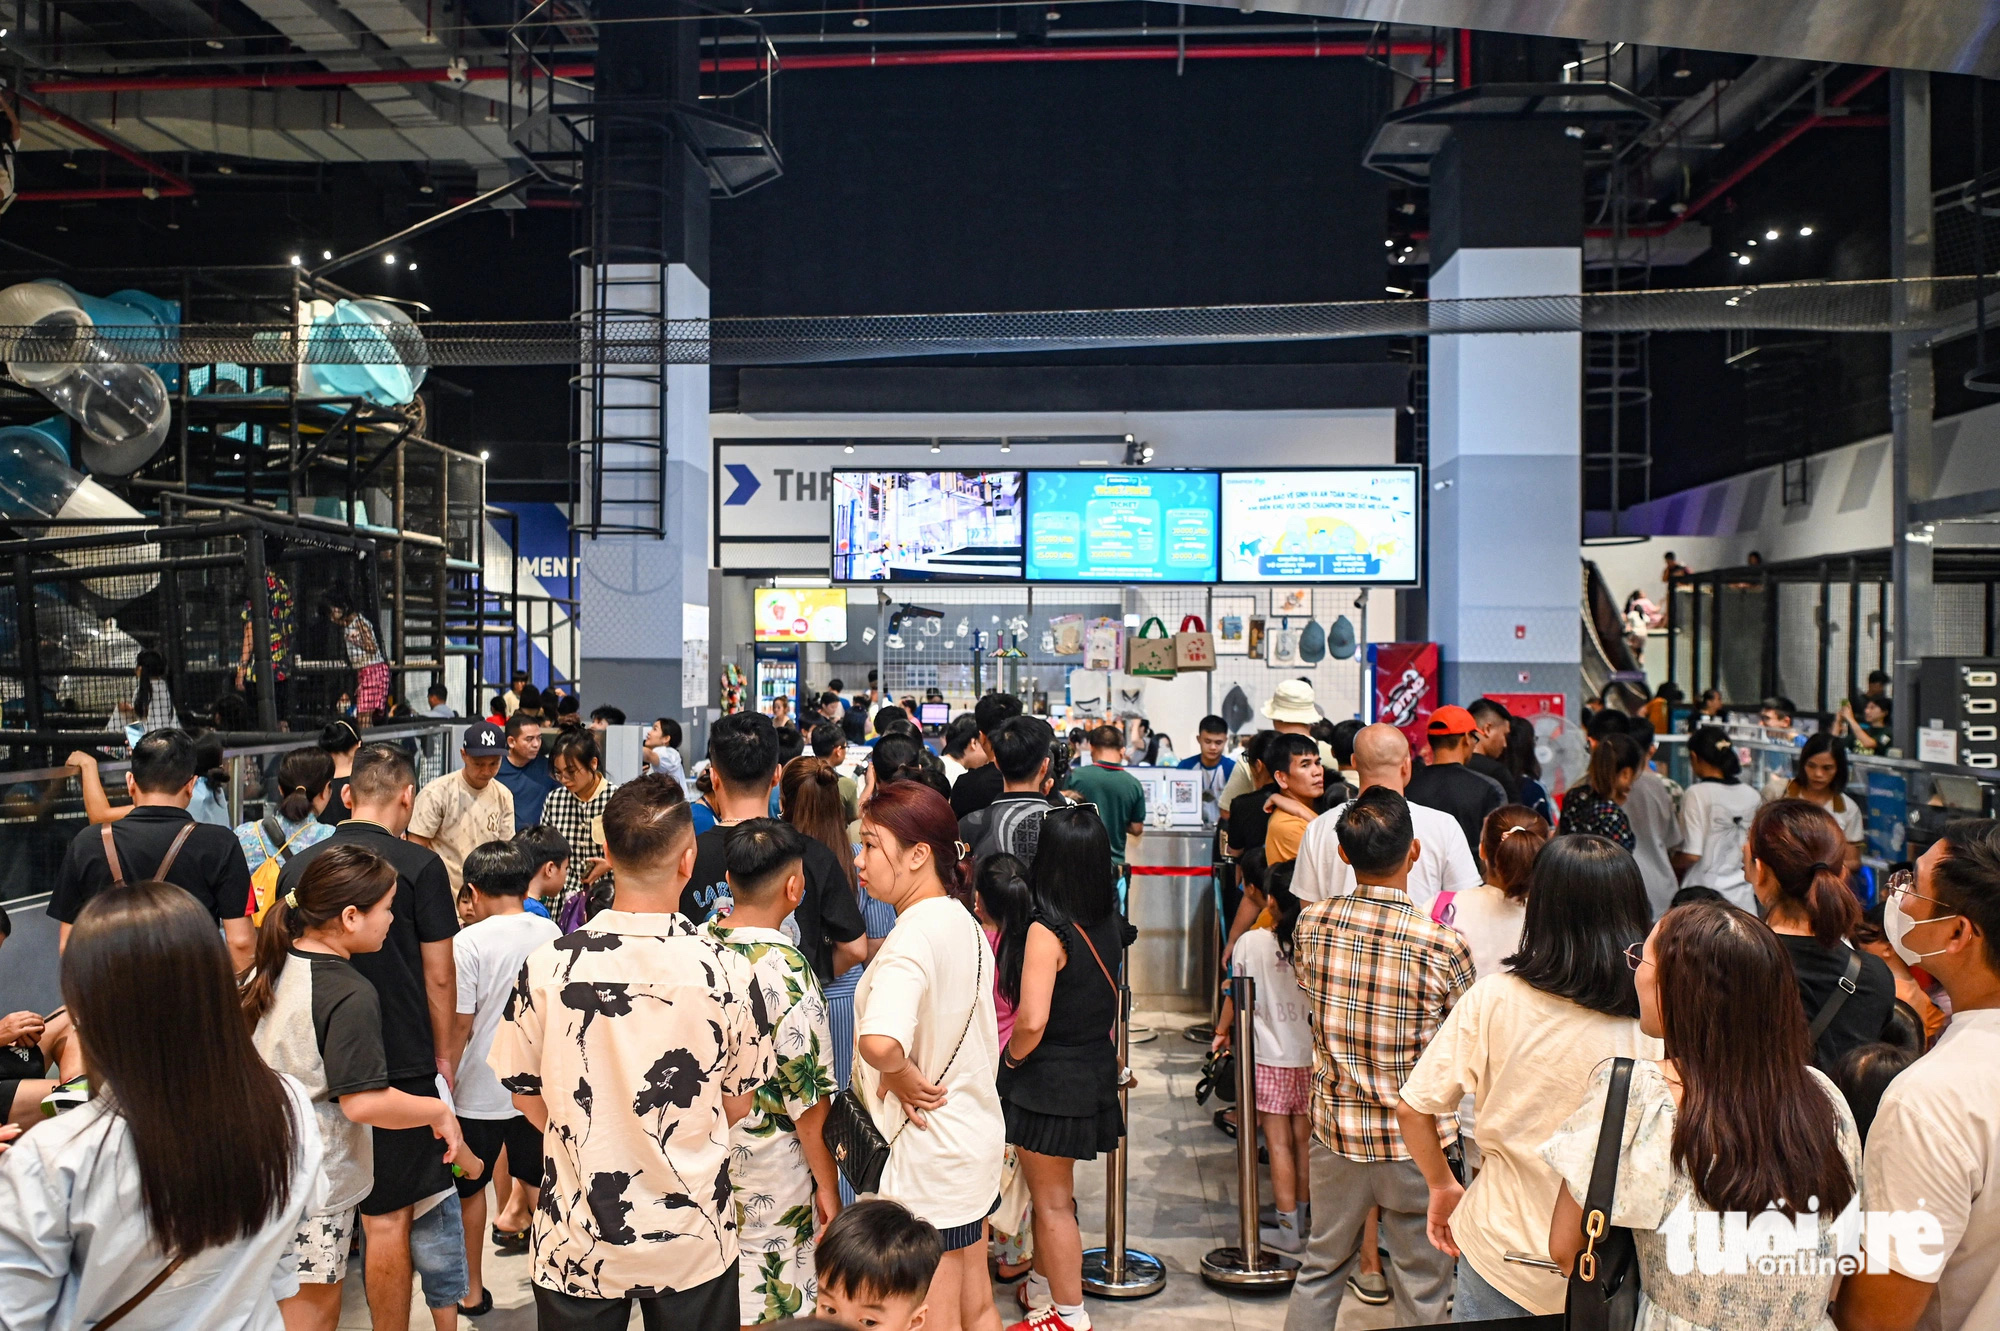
1220, 468, 1421, 584
1027, 471, 1219, 582
831, 470, 1025, 582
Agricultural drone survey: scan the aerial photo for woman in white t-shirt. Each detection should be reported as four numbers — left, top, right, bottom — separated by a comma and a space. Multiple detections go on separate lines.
1444, 805, 1550, 980
851, 780, 1004, 1331
1672, 727, 1764, 912
1212, 861, 1315, 1253
1396, 835, 1661, 1320
1761, 732, 1864, 873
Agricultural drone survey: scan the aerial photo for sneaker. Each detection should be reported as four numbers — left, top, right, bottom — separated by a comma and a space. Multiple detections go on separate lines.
1015, 1272, 1053, 1313
1007, 1310, 1088, 1331
1347, 1271, 1391, 1306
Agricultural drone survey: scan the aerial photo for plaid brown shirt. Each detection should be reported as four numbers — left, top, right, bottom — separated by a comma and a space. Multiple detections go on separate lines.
1293, 882, 1474, 1161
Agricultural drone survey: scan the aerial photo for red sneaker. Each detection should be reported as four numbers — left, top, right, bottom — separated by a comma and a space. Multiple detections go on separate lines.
1006, 1308, 1088, 1331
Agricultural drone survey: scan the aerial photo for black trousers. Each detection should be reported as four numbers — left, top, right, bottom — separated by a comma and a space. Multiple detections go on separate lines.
532, 1261, 739, 1331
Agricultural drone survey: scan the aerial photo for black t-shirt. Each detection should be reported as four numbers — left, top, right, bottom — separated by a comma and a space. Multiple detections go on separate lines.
950, 763, 1005, 819
1226, 783, 1281, 857
278, 820, 459, 1080
1468, 752, 1522, 805
680, 827, 865, 983
1781, 935, 1898, 1070
293, 948, 392, 1099
320, 776, 351, 827
50, 805, 252, 926
1406, 761, 1506, 857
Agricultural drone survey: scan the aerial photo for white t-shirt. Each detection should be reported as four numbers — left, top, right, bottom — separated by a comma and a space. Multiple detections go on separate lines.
410, 770, 516, 891
454, 909, 561, 1117
1400, 974, 1662, 1315
1676, 779, 1763, 912
1761, 776, 1867, 845
853, 895, 1004, 1230
1862, 1007, 2000, 1331
1445, 884, 1526, 981
1230, 928, 1313, 1068
1292, 795, 1481, 915
1624, 769, 1683, 919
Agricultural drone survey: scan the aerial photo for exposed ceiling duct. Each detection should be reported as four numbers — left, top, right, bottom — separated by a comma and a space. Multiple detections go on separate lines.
1182, 0, 2000, 78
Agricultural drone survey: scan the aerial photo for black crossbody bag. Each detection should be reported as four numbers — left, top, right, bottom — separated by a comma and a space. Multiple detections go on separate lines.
822, 915, 985, 1193
1565, 1056, 1641, 1331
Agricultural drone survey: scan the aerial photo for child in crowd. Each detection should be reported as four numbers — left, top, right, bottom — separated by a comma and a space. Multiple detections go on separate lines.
451, 840, 560, 1312
242, 844, 475, 1331
815, 1199, 946, 1331
1212, 861, 1314, 1252
974, 853, 1036, 1280
511, 822, 569, 922
706, 819, 842, 1325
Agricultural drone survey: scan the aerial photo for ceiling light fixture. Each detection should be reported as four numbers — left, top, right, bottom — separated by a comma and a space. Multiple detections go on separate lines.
289, 255, 302, 266
322, 249, 333, 260
1386, 285, 1413, 295
1764, 228, 1780, 240
842, 444, 855, 454
1746, 239, 1757, 246
480, 450, 491, 460
408, 262, 417, 271
419, 182, 434, 195
1798, 226, 1814, 237
216, 163, 234, 174
999, 443, 1011, 452
929, 442, 942, 453
1738, 254, 1752, 265
383, 253, 396, 265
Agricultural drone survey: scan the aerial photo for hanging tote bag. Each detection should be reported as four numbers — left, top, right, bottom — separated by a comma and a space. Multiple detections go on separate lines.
1564, 1056, 1642, 1331
1125, 617, 1179, 678
1173, 615, 1217, 672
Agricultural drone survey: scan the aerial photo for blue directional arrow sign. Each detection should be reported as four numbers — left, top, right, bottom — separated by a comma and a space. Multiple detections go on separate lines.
723, 463, 761, 506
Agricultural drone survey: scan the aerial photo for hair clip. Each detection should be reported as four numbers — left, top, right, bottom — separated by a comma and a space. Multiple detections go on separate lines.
1501, 824, 1532, 839
284, 889, 299, 909
954, 840, 971, 860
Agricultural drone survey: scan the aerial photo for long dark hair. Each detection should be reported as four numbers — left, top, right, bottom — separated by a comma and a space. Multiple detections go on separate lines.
1480, 804, 1550, 902
276, 746, 335, 823
193, 730, 228, 799
1789, 732, 1852, 808
1266, 860, 1302, 964
1504, 834, 1649, 1017
1653, 900, 1856, 1217
1027, 804, 1117, 931
240, 844, 399, 1026
1751, 799, 1859, 945
861, 778, 972, 904
134, 647, 167, 716
982, 853, 1035, 1004
65, 881, 299, 1259
1504, 715, 1542, 782
781, 755, 856, 892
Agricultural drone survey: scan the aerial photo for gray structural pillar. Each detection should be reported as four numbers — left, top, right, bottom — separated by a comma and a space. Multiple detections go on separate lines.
1890, 69, 1934, 755
1426, 122, 1585, 713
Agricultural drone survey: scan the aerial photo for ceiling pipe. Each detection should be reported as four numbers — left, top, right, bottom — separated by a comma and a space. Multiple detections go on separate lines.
28, 39, 1435, 95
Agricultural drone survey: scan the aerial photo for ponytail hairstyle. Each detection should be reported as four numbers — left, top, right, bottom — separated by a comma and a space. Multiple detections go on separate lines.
240, 844, 398, 1027
980, 853, 1035, 1005
1750, 799, 1859, 945
134, 647, 167, 717
861, 777, 973, 906
1237, 844, 1269, 899
781, 755, 856, 892
319, 718, 362, 755
276, 746, 335, 823
867, 733, 930, 787
1586, 730, 1642, 801
1688, 724, 1742, 780
193, 730, 229, 800
1479, 804, 1551, 901
1266, 859, 1303, 964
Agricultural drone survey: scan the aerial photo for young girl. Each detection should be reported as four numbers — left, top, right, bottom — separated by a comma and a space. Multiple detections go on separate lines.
1444, 805, 1550, 979
241, 844, 474, 1331
974, 854, 1036, 1283
1212, 861, 1313, 1253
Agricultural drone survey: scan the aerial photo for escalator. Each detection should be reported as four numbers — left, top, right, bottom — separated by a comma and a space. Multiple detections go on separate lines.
1582, 557, 1650, 713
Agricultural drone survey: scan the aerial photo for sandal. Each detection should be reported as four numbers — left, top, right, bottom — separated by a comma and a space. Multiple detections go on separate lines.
457, 1288, 494, 1317
491, 1226, 530, 1255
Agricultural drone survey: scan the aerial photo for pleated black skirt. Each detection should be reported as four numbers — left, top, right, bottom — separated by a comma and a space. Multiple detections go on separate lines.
1003, 1100, 1125, 1161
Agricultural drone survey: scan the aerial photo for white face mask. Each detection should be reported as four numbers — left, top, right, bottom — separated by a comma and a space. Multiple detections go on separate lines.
1885, 890, 1960, 967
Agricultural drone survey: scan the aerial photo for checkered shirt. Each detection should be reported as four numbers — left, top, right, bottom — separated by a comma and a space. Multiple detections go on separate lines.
540, 776, 617, 917
1292, 882, 1474, 1162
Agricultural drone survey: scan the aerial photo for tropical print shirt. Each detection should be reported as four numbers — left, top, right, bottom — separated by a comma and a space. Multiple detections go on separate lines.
240, 571, 297, 681
488, 910, 776, 1299
707, 922, 836, 1323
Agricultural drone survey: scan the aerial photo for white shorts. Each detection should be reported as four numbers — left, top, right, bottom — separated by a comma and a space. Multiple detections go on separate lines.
292, 1207, 358, 1285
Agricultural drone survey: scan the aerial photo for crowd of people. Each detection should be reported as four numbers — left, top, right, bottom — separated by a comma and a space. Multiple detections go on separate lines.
0, 677, 1994, 1331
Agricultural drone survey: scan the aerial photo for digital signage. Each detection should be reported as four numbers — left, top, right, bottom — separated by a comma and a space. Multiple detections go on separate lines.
1219, 468, 1421, 585
1026, 470, 1219, 583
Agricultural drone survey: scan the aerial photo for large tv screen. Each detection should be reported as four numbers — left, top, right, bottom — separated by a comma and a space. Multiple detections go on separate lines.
831, 470, 1025, 582
1026, 470, 1219, 583
1220, 467, 1422, 584
754, 587, 849, 642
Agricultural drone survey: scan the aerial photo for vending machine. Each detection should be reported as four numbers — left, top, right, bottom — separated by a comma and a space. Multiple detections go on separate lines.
752, 643, 804, 718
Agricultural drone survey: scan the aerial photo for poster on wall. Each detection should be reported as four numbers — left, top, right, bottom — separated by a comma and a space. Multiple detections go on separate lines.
1370, 641, 1439, 757
1273, 587, 1313, 616
753, 588, 849, 642
1025, 470, 1219, 582
1220, 468, 1421, 585
1213, 595, 1254, 655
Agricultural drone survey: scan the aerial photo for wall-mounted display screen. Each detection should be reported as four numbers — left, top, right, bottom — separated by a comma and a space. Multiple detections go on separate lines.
831, 471, 1025, 582
1026, 470, 1219, 583
754, 587, 850, 642
1220, 468, 1421, 584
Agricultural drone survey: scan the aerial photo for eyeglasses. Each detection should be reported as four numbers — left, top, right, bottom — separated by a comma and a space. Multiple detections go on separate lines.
1883, 869, 1952, 910
1623, 941, 1651, 971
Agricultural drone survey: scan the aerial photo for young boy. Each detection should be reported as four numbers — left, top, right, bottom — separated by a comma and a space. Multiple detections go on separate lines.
511, 823, 569, 922
451, 840, 559, 1302
707, 819, 842, 1327
815, 1199, 945, 1331
1284, 787, 1473, 1331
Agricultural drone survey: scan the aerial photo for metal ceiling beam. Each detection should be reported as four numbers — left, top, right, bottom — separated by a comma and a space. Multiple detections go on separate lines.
1180, 0, 2000, 78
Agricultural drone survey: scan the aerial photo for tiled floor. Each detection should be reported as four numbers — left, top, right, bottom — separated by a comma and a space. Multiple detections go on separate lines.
341, 1011, 1399, 1331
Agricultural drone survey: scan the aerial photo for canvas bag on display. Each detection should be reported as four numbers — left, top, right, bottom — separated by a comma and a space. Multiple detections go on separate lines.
1174, 615, 1216, 672
1126, 617, 1178, 678
1084, 618, 1123, 672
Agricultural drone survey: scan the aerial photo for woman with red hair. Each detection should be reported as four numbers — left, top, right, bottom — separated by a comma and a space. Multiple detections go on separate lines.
850, 779, 1004, 1331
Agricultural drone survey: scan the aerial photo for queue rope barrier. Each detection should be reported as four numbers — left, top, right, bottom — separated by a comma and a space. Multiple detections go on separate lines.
1080, 931, 1167, 1299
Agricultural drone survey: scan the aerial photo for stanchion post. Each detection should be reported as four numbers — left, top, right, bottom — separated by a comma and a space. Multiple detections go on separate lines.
1081, 938, 1167, 1298
1184, 854, 1228, 1043
1200, 973, 1299, 1290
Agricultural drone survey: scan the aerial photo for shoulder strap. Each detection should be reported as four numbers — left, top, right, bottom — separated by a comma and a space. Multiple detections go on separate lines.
1583, 1057, 1635, 1239
1072, 919, 1118, 999
95, 1254, 187, 1329
100, 824, 126, 888
1808, 949, 1866, 1046
887, 913, 986, 1147
155, 823, 197, 881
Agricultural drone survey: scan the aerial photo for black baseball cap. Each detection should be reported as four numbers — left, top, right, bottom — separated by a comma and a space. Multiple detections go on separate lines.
462, 721, 506, 756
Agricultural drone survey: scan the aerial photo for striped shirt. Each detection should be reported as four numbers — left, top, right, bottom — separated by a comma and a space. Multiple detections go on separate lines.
1293, 881, 1473, 1161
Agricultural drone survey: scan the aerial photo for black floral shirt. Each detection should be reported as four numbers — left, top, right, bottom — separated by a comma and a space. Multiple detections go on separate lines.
488, 909, 777, 1299
1556, 784, 1636, 851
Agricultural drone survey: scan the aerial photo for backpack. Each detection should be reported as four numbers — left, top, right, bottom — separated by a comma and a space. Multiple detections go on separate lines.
249, 818, 316, 924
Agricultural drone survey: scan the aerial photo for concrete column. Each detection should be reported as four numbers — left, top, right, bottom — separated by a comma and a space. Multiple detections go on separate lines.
1425, 122, 1584, 712
1890, 69, 1934, 754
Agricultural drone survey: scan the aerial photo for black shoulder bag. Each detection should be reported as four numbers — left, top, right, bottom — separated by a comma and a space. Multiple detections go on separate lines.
1565, 1056, 1641, 1331
822, 914, 985, 1193
1807, 949, 1865, 1048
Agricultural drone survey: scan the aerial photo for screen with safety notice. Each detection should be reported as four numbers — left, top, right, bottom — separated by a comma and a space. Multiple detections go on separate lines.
1025, 470, 1219, 583
1219, 468, 1421, 585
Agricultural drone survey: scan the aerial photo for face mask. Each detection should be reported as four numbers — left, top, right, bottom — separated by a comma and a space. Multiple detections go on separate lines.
1885, 891, 1961, 967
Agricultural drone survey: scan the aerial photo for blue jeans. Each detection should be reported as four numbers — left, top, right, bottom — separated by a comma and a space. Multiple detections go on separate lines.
1452, 1258, 1532, 1322
410, 1191, 471, 1309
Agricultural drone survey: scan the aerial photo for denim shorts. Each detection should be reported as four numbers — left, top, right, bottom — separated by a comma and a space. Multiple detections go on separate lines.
409, 1191, 472, 1309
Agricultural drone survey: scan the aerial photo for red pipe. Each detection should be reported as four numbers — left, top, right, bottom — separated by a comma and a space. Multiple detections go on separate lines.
1457, 28, 1472, 88
16, 90, 193, 196
16, 186, 170, 200
31, 41, 1434, 95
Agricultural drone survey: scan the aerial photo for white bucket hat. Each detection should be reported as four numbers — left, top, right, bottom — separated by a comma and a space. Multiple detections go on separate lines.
1262, 679, 1321, 725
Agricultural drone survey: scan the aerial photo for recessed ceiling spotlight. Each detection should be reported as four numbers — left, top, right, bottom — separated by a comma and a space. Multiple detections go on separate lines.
322, 249, 333, 260
1746, 239, 1757, 246
843, 444, 855, 454
480, 449, 491, 460
1764, 228, 1780, 240
206, 36, 224, 48
1798, 226, 1814, 237
216, 163, 234, 174
999, 443, 1011, 453
408, 262, 417, 271
383, 253, 397, 265
1384, 239, 1394, 247
852, 13, 868, 25
419, 182, 434, 195
289, 254, 302, 266
1738, 254, 1752, 265
929, 442, 942, 453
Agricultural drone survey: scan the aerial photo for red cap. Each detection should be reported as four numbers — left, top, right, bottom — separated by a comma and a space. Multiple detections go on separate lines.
1427, 704, 1479, 736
